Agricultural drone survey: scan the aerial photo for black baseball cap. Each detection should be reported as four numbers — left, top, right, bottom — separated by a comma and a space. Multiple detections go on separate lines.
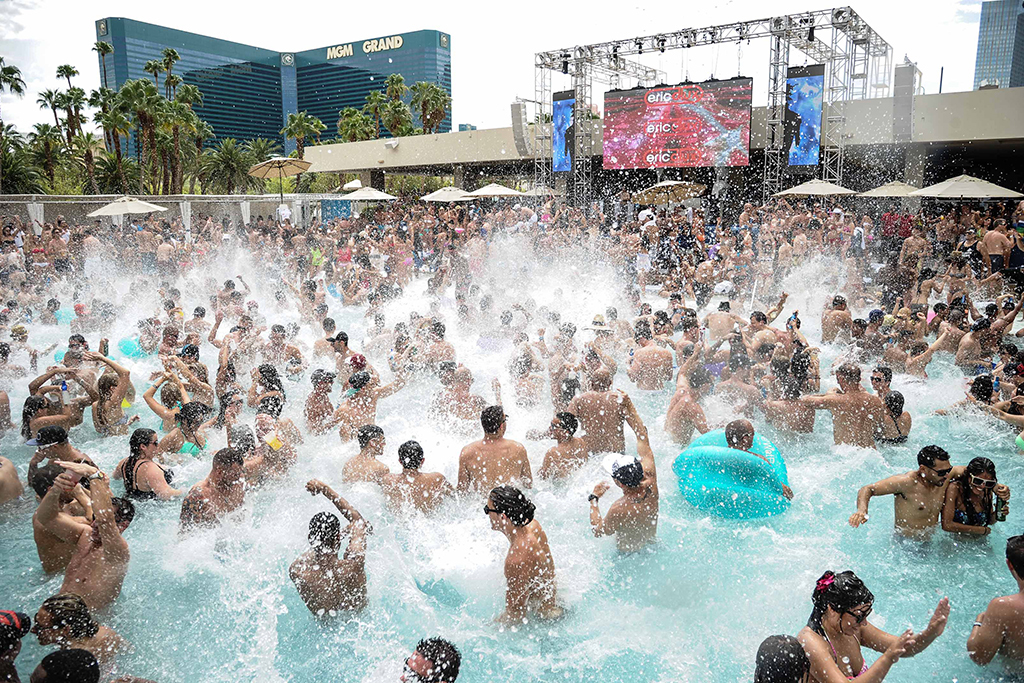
26, 425, 68, 447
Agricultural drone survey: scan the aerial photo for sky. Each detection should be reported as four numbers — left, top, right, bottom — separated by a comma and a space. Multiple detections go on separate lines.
0, 0, 987, 136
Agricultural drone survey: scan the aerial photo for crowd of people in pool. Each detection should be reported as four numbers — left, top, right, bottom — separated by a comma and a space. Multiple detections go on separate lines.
0, 195, 1023, 682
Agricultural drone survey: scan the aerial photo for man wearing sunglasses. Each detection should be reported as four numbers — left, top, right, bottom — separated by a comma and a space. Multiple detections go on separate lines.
849, 445, 964, 540
969, 535, 1024, 669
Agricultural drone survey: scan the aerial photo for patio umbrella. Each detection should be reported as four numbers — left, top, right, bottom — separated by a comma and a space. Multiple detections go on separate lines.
909, 174, 1023, 199
857, 181, 919, 197
773, 179, 857, 197
342, 178, 363, 190
248, 157, 312, 204
421, 186, 471, 202
467, 183, 523, 198
342, 187, 398, 201
633, 180, 706, 205
87, 196, 167, 217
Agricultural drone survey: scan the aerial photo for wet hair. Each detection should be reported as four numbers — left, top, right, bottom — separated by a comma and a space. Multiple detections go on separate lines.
177, 402, 211, 431
0, 611, 29, 655
349, 371, 371, 390
807, 570, 874, 635
725, 420, 754, 449
257, 395, 284, 419
560, 376, 581, 403
356, 424, 384, 449
917, 445, 951, 468
985, 303, 999, 318
129, 428, 157, 459
754, 635, 809, 683
836, 363, 861, 383
971, 374, 995, 402
38, 649, 100, 683
933, 302, 948, 314
271, 324, 286, 335
634, 319, 653, 342
98, 373, 118, 398
488, 485, 535, 526
334, 331, 349, 346
438, 361, 458, 386
957, 457, 997, 525
1007, 536, 1024, 577
432, 321, 446, 339
215, 390, 242, 428
481, 405, 506, 435
21, 394, 48, 439
30, 463, 64, 498
228, 425, 256, 456
212, 447, 244, 470
322, 317, 336, 334
308, 512, 341, 550
398, 440, 425, 470
111, 496, 135, 528
415, 637, 462, 683
193, 306, 206, 318
751, 311, 768, 324
873, 366, 892, 384
555, 411, 578, 435
160, 382, 182, 408
39, 594, 98, 639
884, 391, 905, 422
257, 364, 285, 395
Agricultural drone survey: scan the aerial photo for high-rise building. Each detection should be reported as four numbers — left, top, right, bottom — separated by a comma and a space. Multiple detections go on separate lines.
94, 18, 452, 152
973, 0, 1024, 89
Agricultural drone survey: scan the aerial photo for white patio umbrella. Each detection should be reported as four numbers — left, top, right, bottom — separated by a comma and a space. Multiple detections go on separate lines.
520, 185, 563, 197
248, 157, 313, 204
342, 178, 363, 190
857, 181, 919, 197
633, 180, 706, 205
342, 187, 398, 201
909, 174, 1023, 199
87, 196, 168, 217
467, 183, 523, 197
773, 179, 857, 197
421, 186, 471, 202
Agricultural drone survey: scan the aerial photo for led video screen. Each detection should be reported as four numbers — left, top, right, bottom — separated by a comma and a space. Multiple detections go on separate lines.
602, 78, 752, 169
552, 90, 575, 173
785, 64, 825, 166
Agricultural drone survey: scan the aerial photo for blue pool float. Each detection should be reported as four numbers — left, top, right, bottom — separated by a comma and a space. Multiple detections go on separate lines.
672, 429, 791, 519
54, 310, 74, 325
117, 337, 150, 359
327, 283, 341, 299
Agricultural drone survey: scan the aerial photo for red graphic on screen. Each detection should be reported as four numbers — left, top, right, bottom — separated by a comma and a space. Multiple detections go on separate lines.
602, 78, 752, 169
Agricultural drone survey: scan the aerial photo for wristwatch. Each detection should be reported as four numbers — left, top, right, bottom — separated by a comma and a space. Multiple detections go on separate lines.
588, 494, 599, 503
87, 471, 106, 482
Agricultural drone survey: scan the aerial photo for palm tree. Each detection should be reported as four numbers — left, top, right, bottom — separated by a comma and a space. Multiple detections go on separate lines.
384, 73, 408, 102
162, 100, 192, 193
117, 78, 163, 193
381, 99, 413, 137
37, 89, 61, 129
56, 64, 79, 89
165, 74, 183, 99
176, 84, 203, 110
66, 87, 87, 138
188, 119, 214, 194
96, 108, 131, 192
161, 48, 181, 99
242, 137, 281, 165
423, 84, 451, 135
96, 152, 138, 194
363, 90, 386, 138
0, 57, 26, 194
204, 138, 253, 194
89, 87, 116, 150
280, 112, 325, 188
143, 60, 165, 90
93, 41, 114, 89
73, 132, 102, 194
337, 107, 376, 142
29, 123, 64, 188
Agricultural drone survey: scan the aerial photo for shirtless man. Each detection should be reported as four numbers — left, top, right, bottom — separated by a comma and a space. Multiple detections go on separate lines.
956, 319, 997, 371
334, 371, 405, 441
379, 440, 453, 514
420, 321, 457, 368
664, 367, 714, 445
179, 448, 246, 532
290, 479, 370, 616
183, 307, 210, 337
32, 463, 95, 573
457, 406, 532, 494
342, 425, 390, 484
703, 301, 747, 344
55, 461, 134, 610
262, 324, 304, 373
304, 369, 337, 435
627, 320, 673, 390
0, 455, 22, 503
31, 593, 130, 673
485, 485, 562, 624
566, 370, 645, 455
588, 421, 659, 553
801, 363, 884, 449
821, 295, 853, 343
848, 445, 977, 540
538, 412, 589, 481
969, 535, 1024, 671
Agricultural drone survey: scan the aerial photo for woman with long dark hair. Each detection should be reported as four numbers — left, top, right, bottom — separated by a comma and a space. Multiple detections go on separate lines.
942, 457, 1011, 536
157, 402, 214, 456
798, 570, 948, 681
113, 428, 180, 500
247, 364, 285, 408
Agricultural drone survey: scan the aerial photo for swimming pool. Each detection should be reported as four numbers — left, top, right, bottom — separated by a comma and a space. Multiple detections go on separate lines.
1, 244, 1018, 682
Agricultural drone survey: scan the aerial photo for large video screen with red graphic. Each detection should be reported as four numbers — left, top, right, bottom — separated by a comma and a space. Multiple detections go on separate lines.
602, 78, 752, 169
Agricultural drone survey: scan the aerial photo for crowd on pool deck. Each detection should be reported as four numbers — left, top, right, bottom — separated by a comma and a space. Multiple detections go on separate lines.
0, 196, 1023, 682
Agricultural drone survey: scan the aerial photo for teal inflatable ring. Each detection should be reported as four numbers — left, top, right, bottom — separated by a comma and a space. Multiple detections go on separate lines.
117, 337, 150, 359
672, 428, 791, 519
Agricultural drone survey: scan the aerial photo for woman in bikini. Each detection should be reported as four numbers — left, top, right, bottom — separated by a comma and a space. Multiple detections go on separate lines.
798, 570, 948, 682
941, 456, 1011, 537
157, 401, 214, 457
113, 427, 181, 500
88, 352, 134, 437
875, 391, 911, 445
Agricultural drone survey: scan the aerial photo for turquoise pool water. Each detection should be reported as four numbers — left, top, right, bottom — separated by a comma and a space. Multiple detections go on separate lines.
0, 247, 1019, 682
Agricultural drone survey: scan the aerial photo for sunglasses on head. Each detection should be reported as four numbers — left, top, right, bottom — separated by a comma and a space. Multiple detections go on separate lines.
970, 474, 997, 489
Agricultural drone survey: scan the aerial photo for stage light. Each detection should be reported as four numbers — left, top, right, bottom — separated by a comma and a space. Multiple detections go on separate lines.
561, 53, 569, 74
657, 37, 666, 53
635, 39, 644, 54
807, 26, 815, 42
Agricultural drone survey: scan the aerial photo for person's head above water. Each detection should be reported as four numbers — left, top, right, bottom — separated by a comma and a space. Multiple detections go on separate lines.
31, 648, 100, 683
480, 405, 506, 436
754, 634, 809, 683
356, 424, 385, 453
486, 485, 535, 528
725, 419, 755, 452
806, 570, 874, 637
403, 637, 462, 683
307, 511, 342, 554
916, 445, 952, 486
398, 440, 424, 470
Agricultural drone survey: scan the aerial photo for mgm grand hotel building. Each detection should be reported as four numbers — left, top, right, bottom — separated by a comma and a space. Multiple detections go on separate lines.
95, 18, 452, 151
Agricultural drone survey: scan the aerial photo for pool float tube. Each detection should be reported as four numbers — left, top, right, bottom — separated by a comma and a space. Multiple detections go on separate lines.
327, 284, 342, 299
54, 310, 74, 325
672, 429, 791, 519
117, 337, 151, 359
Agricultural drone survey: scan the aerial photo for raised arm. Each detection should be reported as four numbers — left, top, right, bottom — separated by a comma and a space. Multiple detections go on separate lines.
305, 479, 367, 561
143, 375, 175, 421
56, 461, 129, 559
28, 367, 63, 395
849, 474, 909, 527
86, 351, 132, 403
34, 472, 92, 543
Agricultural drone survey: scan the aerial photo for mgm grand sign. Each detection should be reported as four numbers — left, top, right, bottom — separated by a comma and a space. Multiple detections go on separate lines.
326, 35, 404, 60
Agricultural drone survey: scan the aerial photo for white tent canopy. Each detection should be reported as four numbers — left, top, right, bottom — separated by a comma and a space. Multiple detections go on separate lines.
909, 174, 1023, 199
857, 181, 919, 197
774, 179, 856, 197
633, 180, 706, 205
342, 187, 397, 201
467, 183, 523, 197
87, 196, 168, 217
421, 186, 471, 202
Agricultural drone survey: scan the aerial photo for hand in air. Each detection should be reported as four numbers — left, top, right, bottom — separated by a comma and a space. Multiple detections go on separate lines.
848, 511, 868, 528
885, 629, 916, 663
995, 483, 1011, 501
921, 597, 950, 639
305, 479, 331, 497
592, 482, 611, 499
56, 460, 99, 478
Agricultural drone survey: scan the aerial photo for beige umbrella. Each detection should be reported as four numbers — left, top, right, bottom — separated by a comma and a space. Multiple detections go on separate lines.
467, 183, 523, 197
633, 180, 706, 205
421, 186, 471, 202
857, 181, 919, 197
249, 157, 313, 204
87, 196, 168, 217
909, 174, 1023, 199
774, 179, 856, 197
342, 187, 398, 201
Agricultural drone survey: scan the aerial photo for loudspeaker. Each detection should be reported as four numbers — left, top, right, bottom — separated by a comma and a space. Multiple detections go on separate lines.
511, 103, 531, 156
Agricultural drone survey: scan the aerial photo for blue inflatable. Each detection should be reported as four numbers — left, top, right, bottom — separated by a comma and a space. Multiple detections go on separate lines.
54, 310, 74, 325
117, 337, 150, 359
672, 429, 791, 519
326, 283, 342, 299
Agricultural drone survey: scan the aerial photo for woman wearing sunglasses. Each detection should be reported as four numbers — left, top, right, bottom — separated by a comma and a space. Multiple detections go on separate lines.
798, 570, 948, 682
942, 457, 1011, 536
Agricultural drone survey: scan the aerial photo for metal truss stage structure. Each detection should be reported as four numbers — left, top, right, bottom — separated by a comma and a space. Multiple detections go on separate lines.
531, 6, 893, 205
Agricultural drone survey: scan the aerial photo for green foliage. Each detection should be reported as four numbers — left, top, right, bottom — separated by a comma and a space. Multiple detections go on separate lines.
0, 144, 44, 194
384, 174, 450, 198
337, 107, 376, 143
